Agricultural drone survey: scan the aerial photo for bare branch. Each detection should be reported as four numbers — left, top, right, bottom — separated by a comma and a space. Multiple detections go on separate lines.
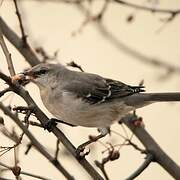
0, 17, 40, 66
0, 28, 16, 76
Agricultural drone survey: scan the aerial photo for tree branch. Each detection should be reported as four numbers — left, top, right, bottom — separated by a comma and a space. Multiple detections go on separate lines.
121, 115, 180, 179
0, 17, 40, 66
0, 102, 74, 180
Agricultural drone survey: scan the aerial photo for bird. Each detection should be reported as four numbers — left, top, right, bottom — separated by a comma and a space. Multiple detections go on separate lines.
22, 63, 180, 154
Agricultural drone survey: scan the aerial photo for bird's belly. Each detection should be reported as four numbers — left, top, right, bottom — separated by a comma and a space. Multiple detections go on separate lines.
41, 91, 134, 128
49, 102, 133, 128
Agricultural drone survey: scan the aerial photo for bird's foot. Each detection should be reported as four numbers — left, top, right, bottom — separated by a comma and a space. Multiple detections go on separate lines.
44, 118, 57, 132
75, 145, 90, 160
51, 118, 76, 127
75, 128, 109, 159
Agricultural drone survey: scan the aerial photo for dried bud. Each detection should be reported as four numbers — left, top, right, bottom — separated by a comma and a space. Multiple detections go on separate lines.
0, 117, 4, 125
11, 73, 25, 83
126, 14, 134, 23
133, 117, 144, 127
11, 166, 21, 176
89, 135, 97, 142
110, 150, 120, 161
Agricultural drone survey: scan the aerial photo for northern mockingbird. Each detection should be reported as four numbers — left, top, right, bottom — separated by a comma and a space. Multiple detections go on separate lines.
22, 63, 180, 154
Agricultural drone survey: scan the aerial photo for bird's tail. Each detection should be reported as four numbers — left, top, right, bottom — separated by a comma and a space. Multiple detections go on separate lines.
124, 92, 180, 108
143, 92, 180, 102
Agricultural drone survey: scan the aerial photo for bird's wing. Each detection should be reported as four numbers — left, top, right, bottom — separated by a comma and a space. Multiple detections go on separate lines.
63, 76, 145, 104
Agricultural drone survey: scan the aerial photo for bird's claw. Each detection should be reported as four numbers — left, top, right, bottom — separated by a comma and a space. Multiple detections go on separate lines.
76, 145, 90, 159
44, 119, 57, 132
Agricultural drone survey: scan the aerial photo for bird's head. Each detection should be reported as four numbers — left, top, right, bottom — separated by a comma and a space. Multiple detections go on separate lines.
23, 63, 64, 88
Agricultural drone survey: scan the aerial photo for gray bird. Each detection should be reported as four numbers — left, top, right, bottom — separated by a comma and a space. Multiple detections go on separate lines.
23, 63, 180, 152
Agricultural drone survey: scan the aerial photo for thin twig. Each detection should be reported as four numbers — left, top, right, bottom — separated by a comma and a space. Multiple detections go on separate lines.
13, 0, 27, 46
113, 0, 180, 15
54, 139, 60, 160
95, 160, 110, 180
126, 140, 146, 154
126, 153, 154, 180
0, 162, 51, 180
24, 143, 32, 155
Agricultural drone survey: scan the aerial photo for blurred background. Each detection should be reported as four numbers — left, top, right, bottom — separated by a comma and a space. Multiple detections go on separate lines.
0, 0, 180, 179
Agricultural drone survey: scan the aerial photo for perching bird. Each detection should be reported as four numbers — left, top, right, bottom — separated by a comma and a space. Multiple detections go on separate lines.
22, 63, 180, 151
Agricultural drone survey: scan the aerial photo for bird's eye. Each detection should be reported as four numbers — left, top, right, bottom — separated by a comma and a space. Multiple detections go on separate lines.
36, 69, 48, 75
40, 69, 47, 74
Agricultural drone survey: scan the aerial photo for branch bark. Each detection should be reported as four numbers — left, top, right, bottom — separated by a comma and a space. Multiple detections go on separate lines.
0, 28, 16, 76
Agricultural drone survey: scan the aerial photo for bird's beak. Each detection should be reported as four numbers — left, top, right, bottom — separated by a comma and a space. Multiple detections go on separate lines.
22, 69, 36, 80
